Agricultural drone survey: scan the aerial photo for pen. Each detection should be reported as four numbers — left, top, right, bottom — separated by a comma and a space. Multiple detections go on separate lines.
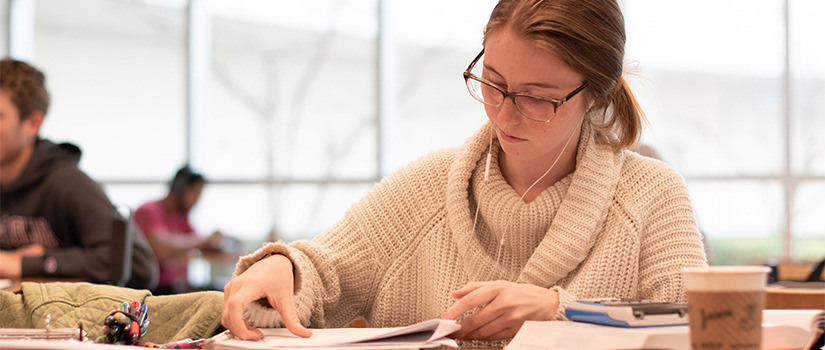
162, 338, 205, 349
131, 301, 141, 315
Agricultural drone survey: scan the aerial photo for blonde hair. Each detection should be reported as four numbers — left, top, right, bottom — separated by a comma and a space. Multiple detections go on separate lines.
484, 0, 645, 150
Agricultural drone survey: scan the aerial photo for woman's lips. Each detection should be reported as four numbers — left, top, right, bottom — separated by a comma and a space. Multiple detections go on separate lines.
497, 129, 525, 143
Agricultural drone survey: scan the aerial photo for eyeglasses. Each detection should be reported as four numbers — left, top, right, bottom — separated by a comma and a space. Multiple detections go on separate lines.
463, 49, 588, 123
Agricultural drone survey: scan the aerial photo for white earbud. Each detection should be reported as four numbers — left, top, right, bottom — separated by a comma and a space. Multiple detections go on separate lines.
471, 126, 496, 251
483, 125, 494, 181
471, 119, 582, 270
494, 116, 585, 265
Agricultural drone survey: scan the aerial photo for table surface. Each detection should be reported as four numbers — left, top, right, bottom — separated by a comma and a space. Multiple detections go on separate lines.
765, 284, 825, 310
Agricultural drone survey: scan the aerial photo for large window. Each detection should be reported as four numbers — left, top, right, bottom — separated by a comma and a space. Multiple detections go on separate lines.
788, 0, 825, 262
0, 0, 7, 57
390, 0, 497, 170
203, 0, 379, 240
3, 0, 822, 266
23, 0, 190, 246
34, 0, 187, 180
624, 0, 824, 264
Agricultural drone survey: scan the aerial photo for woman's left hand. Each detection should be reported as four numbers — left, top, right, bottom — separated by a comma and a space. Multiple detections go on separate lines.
443, 280, 559, 341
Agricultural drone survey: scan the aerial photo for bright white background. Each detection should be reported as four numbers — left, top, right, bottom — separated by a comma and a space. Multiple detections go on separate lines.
1, 0, 822, 267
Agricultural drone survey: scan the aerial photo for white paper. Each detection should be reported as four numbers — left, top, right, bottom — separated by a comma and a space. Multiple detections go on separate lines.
0, 328, 81, 341
506, 321, 689, 350
763, 309, 824, 332
0, 340, 123, 350
205, 319, 460, 350
0, 279, 13, 290
762, 309, 825, 350
507, 310, 825, 350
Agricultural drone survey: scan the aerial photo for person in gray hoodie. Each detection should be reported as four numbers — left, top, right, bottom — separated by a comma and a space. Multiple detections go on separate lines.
0, 58, 156, 288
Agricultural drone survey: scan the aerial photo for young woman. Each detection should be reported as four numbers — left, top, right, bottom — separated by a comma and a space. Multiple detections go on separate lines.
222, 0, 707, 342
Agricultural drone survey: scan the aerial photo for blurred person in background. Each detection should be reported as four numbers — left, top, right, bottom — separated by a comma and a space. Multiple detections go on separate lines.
0, 57, 156, 288
135, 165, 226, 294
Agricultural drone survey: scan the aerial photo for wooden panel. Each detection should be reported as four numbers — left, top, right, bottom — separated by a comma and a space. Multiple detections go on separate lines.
765, 286, 825, 310
777, 263, 824, 281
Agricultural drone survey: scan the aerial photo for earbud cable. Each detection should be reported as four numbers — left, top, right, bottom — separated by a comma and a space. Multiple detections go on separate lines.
470, 127, 496, 240
494, 117, 584, 266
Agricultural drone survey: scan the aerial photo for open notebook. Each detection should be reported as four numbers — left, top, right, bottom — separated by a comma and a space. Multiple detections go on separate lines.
505, 309, 825, 350
203, 319, 461, 350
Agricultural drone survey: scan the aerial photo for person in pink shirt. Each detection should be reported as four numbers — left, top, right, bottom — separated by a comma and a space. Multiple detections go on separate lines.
135, 166, 223, 294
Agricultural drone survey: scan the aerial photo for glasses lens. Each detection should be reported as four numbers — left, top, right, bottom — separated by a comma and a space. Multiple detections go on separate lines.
466, 78, 504, 106
514, 96, 555, 122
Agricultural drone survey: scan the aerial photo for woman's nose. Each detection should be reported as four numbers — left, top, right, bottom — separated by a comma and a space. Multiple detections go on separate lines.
494, 96, 522, 125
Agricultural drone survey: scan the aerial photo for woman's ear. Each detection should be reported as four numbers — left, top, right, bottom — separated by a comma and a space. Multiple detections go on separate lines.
585, 98, 596, 112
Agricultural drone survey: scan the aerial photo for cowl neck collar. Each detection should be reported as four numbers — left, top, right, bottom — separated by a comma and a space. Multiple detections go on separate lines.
446, 121, 622, 286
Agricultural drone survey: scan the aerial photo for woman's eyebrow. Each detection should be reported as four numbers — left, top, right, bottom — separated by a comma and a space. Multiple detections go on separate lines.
483, 64, 562, 90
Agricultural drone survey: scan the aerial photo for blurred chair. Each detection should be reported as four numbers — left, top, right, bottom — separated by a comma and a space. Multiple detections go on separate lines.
112, 205, 159, 290
766, 258, 825, 310
110, 206, 133, 286
777, 261, 825, 282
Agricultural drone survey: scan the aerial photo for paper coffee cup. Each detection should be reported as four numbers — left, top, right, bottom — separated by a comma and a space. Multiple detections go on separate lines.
682, 266, 770, 350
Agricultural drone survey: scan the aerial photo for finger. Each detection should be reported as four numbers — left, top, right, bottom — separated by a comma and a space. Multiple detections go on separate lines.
449, 281, 484, 298
443, 284, 496, 320
223, 295, 263, 340
455, 299, 505, 339
464, 323, 519, 341
460, 316, 505, 340
243, 322, 265, 339
222, 281, 265, 340
270, 293, 313, 338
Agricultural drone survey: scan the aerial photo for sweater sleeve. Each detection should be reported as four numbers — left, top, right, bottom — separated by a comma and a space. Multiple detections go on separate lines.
552, 159, 707, 320
635, 161, 708, 304
21, 167, 116, 283
237, 150, 453, 329
238, 209, 390, 330
234, 241, 303, 294
552, 286, 579, 320
237, 183, 409, 329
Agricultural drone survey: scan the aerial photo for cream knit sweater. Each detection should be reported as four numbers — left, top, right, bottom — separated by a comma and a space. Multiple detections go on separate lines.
235, 122, 708, 331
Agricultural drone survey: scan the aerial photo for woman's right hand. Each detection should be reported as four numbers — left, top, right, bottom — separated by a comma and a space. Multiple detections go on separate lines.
221, 254, 313, 340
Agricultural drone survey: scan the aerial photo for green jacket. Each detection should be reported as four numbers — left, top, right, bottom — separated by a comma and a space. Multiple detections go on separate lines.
0, 282, 222, 344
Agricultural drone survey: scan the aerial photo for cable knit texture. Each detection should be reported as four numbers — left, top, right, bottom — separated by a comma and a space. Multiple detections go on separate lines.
235, 121, 707, 332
